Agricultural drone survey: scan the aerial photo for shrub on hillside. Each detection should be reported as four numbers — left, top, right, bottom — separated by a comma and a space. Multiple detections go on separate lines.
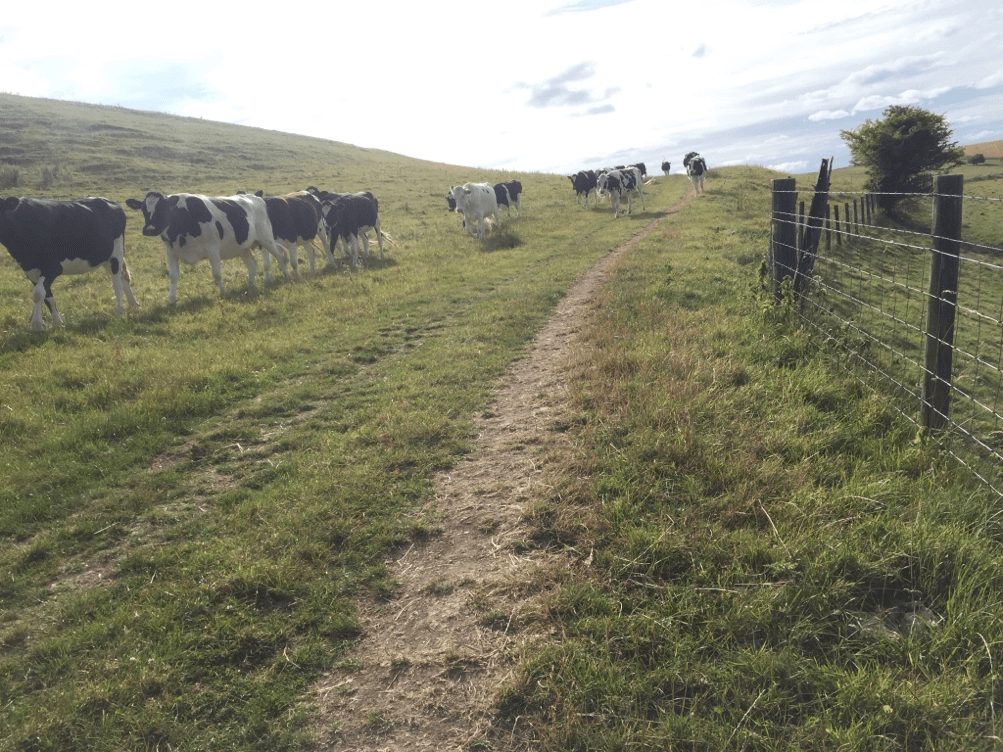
0, 165, 20, 190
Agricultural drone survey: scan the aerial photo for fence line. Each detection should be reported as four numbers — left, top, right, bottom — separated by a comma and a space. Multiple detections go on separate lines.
769, 169, 1003, 496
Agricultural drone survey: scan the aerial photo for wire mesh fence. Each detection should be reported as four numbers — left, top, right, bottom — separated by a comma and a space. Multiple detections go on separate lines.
770, 172, 1003, 494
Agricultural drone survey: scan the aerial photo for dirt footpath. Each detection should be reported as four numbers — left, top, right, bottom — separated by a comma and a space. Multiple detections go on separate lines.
310, 194, 692, 751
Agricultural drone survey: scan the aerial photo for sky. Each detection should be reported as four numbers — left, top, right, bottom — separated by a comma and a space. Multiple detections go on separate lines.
1, 0, 999, 177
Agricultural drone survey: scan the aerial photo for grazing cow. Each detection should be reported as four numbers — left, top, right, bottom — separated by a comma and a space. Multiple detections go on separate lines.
319, 192, 384, 268
568, 170, 598, 208
253, 190, 330, 277
597, 167, 645, 218
684, 152, 708, 194
449, 183, 499, 241
126, 192, 291, 305
661, 161, 672, 175
0, 196, 139, 331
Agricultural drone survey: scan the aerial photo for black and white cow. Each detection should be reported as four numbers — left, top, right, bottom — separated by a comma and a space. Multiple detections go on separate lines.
126, 192, 291, 305
684, 152, 708, 194
661, 161, 672, 175
448, 183, 499, 241
318, 192, 383, 268
632, 163, 648, 178
0, 196, 139, 330
568, 170, 598, 208
253, 190, 330, 277
498, 180, 523, 217
596, 167, 645, 218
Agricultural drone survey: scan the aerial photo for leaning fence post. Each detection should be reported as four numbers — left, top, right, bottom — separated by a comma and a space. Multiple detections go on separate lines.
770, 178, 798, 301
793, 158, 832, 297
826, 204, 831, 252
921, 174, 964, 430
798, 201, 806, 250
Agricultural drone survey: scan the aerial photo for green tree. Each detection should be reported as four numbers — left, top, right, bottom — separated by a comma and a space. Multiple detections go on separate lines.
840, 105, 964, 212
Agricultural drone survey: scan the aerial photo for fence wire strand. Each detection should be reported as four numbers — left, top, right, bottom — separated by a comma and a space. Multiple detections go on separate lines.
773, 185, 1003, 496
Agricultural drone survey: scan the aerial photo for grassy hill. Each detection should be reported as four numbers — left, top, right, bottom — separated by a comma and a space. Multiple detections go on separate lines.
2, 94, 1002, 751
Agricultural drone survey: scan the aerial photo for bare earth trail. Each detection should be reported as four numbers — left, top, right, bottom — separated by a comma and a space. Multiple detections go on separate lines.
311, 193, 695, 751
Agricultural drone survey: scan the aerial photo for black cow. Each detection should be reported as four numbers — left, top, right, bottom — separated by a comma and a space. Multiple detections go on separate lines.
568, 170, 598, 208
661, 161, 672, 175
253, 190, 329, 277
318, 192, 383, 268
0, 196, 138, 330
126, 192, 290, 305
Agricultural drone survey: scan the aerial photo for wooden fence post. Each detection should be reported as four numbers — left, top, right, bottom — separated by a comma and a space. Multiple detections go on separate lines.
770, 178, 798, 301
793, 159, 832, 297
921, 174, 964, 430
798, 201, 805, 251
844, 203, 851, 241
826, 204, 831, 252
853, 199, 859, 233
834, 205, 841, 246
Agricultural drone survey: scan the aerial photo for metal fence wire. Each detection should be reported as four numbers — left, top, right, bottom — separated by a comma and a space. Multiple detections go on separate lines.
772, 179, 1003, 496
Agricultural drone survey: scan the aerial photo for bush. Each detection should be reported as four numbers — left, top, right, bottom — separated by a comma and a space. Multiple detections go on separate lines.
39, 165, 60, 190
0, 164, 20, 190
969, 154, 986, 165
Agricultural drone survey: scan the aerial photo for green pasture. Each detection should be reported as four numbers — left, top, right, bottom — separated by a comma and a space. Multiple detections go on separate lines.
3, 93, 1003, 750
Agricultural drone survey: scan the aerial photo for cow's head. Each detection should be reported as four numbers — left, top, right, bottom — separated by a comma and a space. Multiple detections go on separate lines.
446, 194, 457, 211
126, 192, 172, 236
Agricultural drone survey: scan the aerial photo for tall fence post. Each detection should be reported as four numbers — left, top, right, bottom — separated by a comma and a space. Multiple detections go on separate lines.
793, 158, 832, 297
921, 174, 964, 430
825, 204, 831, 252
770, 178, 798, 301
834, 205, 841, 246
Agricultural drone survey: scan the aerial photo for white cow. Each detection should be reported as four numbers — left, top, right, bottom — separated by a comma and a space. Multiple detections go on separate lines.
449, 183, 500, 241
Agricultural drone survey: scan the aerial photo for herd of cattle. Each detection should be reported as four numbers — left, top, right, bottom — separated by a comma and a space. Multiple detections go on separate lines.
0, 186, 385, 330
0, 153, 708, 331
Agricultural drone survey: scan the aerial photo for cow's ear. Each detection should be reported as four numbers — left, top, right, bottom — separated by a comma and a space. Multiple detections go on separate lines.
463, 188, 472, 195
255, 190, 264, 197
125, 198, 143, 211
167, 196, 180, 207
1, 196, 20, 212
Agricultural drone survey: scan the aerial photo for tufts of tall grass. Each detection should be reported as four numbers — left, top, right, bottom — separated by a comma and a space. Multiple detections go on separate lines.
500, 167, 1003, 750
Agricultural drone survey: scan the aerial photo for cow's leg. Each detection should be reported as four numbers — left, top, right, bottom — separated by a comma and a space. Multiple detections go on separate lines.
282, 241, 300, 281
515, 195, 521, 217
29, 277, 55, 331
110, 239, 139, 313
165, 251, 181, 306
263, 240, 291, 281
239, 250, 258, 291
207, 250, 228, 297
350, 234, 362, 268
375, 217, 384, 260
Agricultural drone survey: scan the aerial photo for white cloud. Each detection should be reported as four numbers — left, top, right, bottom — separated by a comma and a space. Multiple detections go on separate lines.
809, 110, 852, 121
770, 161, 810, 174
975, 70, 1003, 89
